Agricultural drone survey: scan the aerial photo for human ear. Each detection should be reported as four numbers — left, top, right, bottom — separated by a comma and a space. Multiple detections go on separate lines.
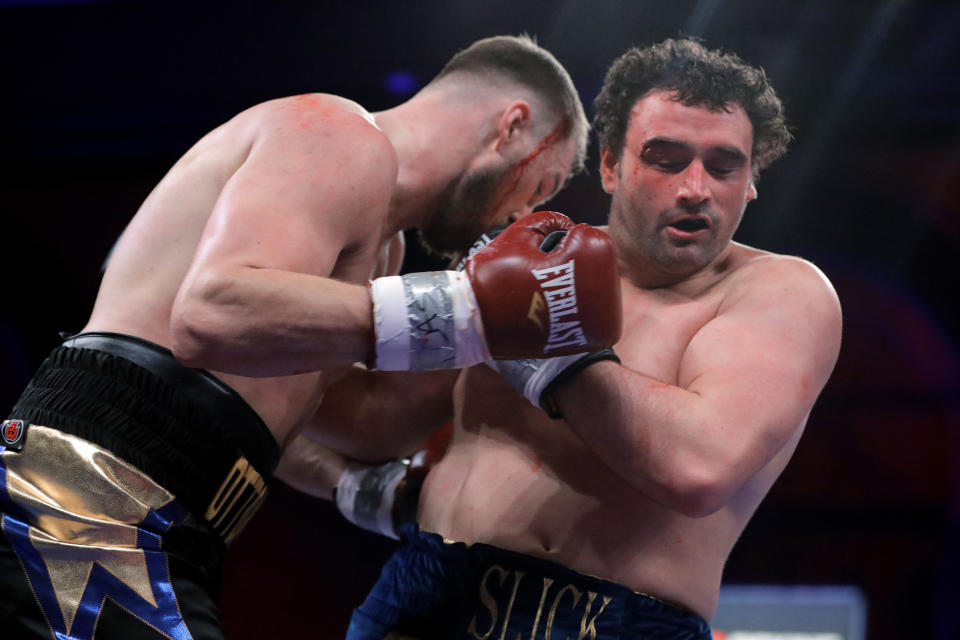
746, 181, 758, 202
495, 100, 531, 152
600, 148, 620, 194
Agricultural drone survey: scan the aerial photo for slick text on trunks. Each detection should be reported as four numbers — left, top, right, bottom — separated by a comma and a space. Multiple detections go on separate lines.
466, 563, 612, 640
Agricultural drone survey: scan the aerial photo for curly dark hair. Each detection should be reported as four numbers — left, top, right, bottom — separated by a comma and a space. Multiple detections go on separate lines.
593, 38, 792, 176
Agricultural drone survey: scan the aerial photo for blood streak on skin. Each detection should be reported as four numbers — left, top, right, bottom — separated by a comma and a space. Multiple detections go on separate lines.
530, 455, 543, 473
290, 94, 338, 130
293, 94, 322, 107
489, 118, 570, 215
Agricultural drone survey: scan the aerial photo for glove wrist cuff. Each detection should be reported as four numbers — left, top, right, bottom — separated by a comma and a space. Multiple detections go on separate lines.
370, 272, 491, 371
335, 460, 408, 539
493, 348, 620, 418
539, 348, 620, 418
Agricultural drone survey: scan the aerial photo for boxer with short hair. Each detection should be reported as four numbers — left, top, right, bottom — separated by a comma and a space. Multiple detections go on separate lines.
298, 38, 842, 639
0, 35, 622, 639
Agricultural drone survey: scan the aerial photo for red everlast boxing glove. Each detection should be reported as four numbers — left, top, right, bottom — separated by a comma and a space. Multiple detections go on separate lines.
460, 222, 623, 419
465, 211, 621, 359
369, 211, 621, 370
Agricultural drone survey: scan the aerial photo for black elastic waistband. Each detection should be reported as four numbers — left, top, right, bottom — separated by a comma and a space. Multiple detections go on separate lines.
61, 331, 280, 474
8, 332, 279, 543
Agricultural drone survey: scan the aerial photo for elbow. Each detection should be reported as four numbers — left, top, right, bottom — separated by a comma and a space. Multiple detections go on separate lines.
170, 305, 217, 368
661, 465, 735, 519
169, 279, 233, 369
170, 320, 212, 368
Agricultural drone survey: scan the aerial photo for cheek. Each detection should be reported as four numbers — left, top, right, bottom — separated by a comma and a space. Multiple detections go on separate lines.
492, 177, 528, 215
623, 161, 663, 189
501, 162, 548, 211
623, 170, 670, 207
501, 162, 530, 197
715, 185, 751, 214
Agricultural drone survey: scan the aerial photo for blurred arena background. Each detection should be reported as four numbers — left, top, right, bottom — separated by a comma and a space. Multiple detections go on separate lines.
1, 1, 957, 638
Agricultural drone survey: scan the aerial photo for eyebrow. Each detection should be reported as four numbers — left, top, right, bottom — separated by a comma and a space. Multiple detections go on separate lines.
643, 136, 749, 163
643, 136, 689, 149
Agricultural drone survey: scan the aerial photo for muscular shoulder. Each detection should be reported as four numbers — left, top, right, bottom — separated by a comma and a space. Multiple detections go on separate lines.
673, 247, 842, 407
721, 248, 839, 309
716, 248, 842, 356
251, 93, 398, 188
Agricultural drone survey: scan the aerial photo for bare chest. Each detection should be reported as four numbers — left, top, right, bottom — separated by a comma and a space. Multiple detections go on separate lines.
615, 286, 723, 384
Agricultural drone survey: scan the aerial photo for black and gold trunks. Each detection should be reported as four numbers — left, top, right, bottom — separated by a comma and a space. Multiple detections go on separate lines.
7, 331, 279, 543
0, 332, 280, 639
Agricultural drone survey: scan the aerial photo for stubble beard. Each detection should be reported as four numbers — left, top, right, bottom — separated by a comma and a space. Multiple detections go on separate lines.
418, 165, 506, 260
613, 201, 723, 284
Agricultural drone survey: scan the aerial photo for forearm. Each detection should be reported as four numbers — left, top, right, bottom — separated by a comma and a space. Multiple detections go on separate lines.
554, 362, 748, 517
274, 434, 349, 501
173, 211, 621, 377
172, 266, 373, 376
306, 366, 457, 463
278, 432, 443, 539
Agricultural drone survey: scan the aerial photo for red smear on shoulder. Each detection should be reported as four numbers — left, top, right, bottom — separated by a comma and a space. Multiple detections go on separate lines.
530, 454, 543, 473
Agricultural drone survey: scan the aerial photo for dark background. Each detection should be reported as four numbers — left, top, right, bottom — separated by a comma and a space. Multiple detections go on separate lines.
1, 1, 958, 638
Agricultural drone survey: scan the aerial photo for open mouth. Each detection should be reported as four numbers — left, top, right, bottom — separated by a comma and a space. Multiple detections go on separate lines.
669, 217, 709, 232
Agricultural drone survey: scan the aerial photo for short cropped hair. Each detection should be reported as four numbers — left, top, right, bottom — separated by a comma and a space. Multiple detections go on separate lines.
593, 38, 792, 176
432, 35, 589, 174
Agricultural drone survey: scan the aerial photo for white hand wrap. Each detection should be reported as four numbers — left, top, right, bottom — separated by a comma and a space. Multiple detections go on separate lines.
370, 271, 491, 371
334, 460, 408, 539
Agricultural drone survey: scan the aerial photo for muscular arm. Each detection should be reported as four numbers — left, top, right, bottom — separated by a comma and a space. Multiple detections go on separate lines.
301, 365, 459, 463
555, 257, 842, 517
170, 99, 396, 376
275, 366, 456, 501
274, 434, 349, 501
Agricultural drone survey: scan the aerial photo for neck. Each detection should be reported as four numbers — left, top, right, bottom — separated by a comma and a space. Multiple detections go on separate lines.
616, 240, 741, 296
373, 90, 492, 239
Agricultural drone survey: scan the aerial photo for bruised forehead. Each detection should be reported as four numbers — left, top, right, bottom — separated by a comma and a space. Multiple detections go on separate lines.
626, 90, 754, 159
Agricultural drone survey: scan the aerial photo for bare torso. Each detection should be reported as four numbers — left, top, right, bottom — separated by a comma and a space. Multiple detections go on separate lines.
83, 94, 394, 448
419, 245, 806, 620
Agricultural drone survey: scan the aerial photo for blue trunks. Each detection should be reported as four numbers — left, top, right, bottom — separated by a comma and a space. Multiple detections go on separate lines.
347, 525, 712, 640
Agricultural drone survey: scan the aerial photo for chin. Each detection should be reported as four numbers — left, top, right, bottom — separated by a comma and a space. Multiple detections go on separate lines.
425, 209, 497, 259
654, 245, 711, 274
416, 225, 478, 261
416, 228, 456, 260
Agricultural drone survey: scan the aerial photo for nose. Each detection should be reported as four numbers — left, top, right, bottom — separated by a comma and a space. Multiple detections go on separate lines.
677, 160, 710, 207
